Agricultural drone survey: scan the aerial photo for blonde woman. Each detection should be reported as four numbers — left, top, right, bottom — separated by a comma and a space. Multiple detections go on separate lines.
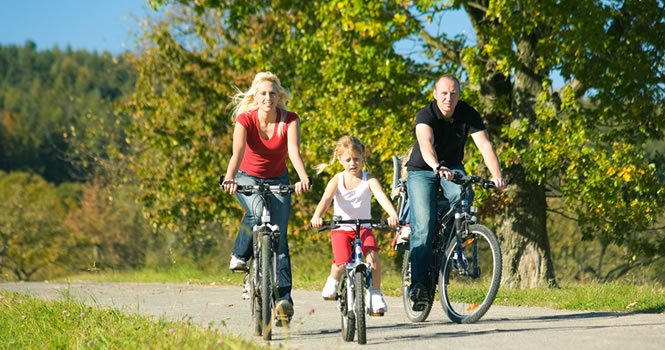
222, 72, 311, 318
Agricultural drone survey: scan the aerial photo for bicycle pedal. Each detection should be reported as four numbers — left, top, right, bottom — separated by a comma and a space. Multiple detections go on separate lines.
322, 296, 338, 301
368, 311, 384, 317
231, 268, 248, 273
412, 300, 427, 311
274, 316, 291, 327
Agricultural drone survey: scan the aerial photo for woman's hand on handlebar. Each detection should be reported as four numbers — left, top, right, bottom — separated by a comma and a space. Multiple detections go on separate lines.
295, 176, 312, 194
222, 179, 238, 194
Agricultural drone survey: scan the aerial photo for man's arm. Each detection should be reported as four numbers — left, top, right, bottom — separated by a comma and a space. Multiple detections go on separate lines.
471, 130, 506, 189
416, 124, 453, 180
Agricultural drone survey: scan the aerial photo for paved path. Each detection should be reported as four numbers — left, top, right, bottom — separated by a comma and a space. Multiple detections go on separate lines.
2, 282, 664, 349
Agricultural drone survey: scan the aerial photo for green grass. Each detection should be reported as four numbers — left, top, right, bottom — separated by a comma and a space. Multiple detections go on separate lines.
0, 291, 268, 349
62, 264, 665, 314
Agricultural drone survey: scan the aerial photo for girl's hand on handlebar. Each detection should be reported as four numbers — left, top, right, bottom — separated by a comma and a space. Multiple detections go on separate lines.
222, 179, 238, 194
387, 215, 399, 228
295, 176, 312, 194
310, 216, 323, 228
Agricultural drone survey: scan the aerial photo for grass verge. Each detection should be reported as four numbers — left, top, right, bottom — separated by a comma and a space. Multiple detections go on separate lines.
0, 291, 267, 349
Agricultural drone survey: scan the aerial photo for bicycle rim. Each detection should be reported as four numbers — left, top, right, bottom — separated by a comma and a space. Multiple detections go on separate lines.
439, 224, 502, 324
401, 251, 433, 322
354, 270, 366, 345
261, 234, 273, 340
339, 276, 355, 342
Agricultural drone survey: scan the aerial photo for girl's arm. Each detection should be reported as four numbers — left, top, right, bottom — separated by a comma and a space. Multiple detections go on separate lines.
287, 118, 311, 194
367, 175, 399, 228
222, 123, 248, 194
311, 176, 338, 228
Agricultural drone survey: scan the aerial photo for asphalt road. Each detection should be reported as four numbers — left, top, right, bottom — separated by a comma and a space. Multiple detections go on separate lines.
2, 282, 664, 349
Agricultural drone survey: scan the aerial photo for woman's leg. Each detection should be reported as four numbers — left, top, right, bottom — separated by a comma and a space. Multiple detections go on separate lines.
232, 171, 262, 262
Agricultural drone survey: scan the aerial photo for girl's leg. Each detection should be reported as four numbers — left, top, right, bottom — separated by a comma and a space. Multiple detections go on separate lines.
365, 250, 381, 290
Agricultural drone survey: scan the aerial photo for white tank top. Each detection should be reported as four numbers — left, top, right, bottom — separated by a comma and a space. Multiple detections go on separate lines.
333, 171, 372, 231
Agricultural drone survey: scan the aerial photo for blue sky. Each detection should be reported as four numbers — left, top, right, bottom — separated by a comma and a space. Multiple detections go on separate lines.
0, 0, 154, 55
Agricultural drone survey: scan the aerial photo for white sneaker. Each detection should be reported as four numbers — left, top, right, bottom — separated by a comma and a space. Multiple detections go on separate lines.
321, 276, 340, 300
398, 225, 411, 240
367, 289, 388, 314
229, 255, 247, 271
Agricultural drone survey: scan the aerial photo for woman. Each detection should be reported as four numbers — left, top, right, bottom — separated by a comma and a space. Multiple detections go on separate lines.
222, 71, 311, 318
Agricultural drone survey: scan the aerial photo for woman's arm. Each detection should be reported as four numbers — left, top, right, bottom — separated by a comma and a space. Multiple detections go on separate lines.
222, 123, 247, 193
287, 118, 311, 193
367, 175, 399, 228
311, 176, 338, 227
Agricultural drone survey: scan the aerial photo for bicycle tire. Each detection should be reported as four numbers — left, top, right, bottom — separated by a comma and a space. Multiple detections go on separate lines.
439, 224, 501, 324
261, 234, 272, 340
339, 275, 355, 342
354, 270, 366, 345
250, 257, 261, 336
401, 250, 433, 322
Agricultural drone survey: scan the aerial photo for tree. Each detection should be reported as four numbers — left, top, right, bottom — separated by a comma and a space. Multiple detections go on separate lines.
0, 171, 69, 280
141, 0, 665, 286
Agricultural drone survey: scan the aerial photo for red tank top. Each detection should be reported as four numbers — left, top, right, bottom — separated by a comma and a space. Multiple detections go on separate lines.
237, 108, 299, 178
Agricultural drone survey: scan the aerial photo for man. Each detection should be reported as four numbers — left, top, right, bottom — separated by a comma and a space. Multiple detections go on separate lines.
404, 74, 506, 307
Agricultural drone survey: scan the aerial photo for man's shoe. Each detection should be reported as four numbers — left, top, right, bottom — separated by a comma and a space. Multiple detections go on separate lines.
229, 255, 247, 271
275, 300, 293, 327
321, 276, 340, 300
409, 283, 428, 311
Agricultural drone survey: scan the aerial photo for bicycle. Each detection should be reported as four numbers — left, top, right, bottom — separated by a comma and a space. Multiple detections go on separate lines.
220, 178, 296, 340
316, 217, 394, 345
391, 156, 502, 324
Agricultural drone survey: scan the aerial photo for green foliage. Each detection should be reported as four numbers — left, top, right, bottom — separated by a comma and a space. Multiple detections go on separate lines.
0, 42, 136, 183
135, 0, 664, 282
0, 171, 69, 280
0, 291, 264, 349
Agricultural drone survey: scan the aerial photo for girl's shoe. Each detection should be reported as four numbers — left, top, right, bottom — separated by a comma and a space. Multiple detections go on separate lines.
367, 289, 388, 314
321, 276, 340, 300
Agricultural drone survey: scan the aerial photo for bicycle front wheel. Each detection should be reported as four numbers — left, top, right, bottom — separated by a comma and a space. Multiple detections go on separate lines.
260, 234, 273, 340
354, 270, 366, 345
439, 224, 501, 324
339, 275, 355, 342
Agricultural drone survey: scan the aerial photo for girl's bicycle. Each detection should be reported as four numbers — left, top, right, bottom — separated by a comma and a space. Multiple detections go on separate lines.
221, 179, 295, 340
392, 156, 502, 324
316, 218, 393, 345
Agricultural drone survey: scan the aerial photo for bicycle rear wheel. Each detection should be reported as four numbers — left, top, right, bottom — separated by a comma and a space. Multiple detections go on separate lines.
339, 275, 355, 342
401, 250, 433, 322
439, 224, 501, 324
354, 270, 366, 345
260, 234, 273, 340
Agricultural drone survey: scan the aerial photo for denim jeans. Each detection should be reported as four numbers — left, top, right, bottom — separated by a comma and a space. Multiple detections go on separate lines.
233, 170, 293, 303
406, 165, 472, 290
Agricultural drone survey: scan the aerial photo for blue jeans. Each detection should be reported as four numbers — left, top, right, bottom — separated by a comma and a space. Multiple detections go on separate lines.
406, 166, 472, 290
233, 170, 293, 303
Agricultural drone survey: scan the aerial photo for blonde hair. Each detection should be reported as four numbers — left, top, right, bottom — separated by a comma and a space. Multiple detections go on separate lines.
230, 71, 292, 119
315, 136, 367, 174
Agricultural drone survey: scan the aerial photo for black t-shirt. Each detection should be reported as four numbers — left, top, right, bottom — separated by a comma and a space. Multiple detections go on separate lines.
406, 100, 486, 171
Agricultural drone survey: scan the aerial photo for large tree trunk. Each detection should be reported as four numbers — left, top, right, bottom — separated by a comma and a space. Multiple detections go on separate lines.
499, 36, 557, 288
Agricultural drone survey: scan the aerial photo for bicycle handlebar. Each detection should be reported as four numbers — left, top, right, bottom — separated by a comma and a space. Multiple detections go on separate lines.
234, 183, 297, 195
450, 173, 496, 189
314, 218, 405, 232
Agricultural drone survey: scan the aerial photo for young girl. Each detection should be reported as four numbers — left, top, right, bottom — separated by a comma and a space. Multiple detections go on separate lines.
311, 136, 399, 314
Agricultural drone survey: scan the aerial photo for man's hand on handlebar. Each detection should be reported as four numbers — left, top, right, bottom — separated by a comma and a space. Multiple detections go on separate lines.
491, 177, 507, 190
435, 164, 454, 181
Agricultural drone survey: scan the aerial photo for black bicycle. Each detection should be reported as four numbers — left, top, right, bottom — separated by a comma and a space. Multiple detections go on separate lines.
221, 179, 295, 340
316, 218, 393, 345
392, 156, 502, 324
